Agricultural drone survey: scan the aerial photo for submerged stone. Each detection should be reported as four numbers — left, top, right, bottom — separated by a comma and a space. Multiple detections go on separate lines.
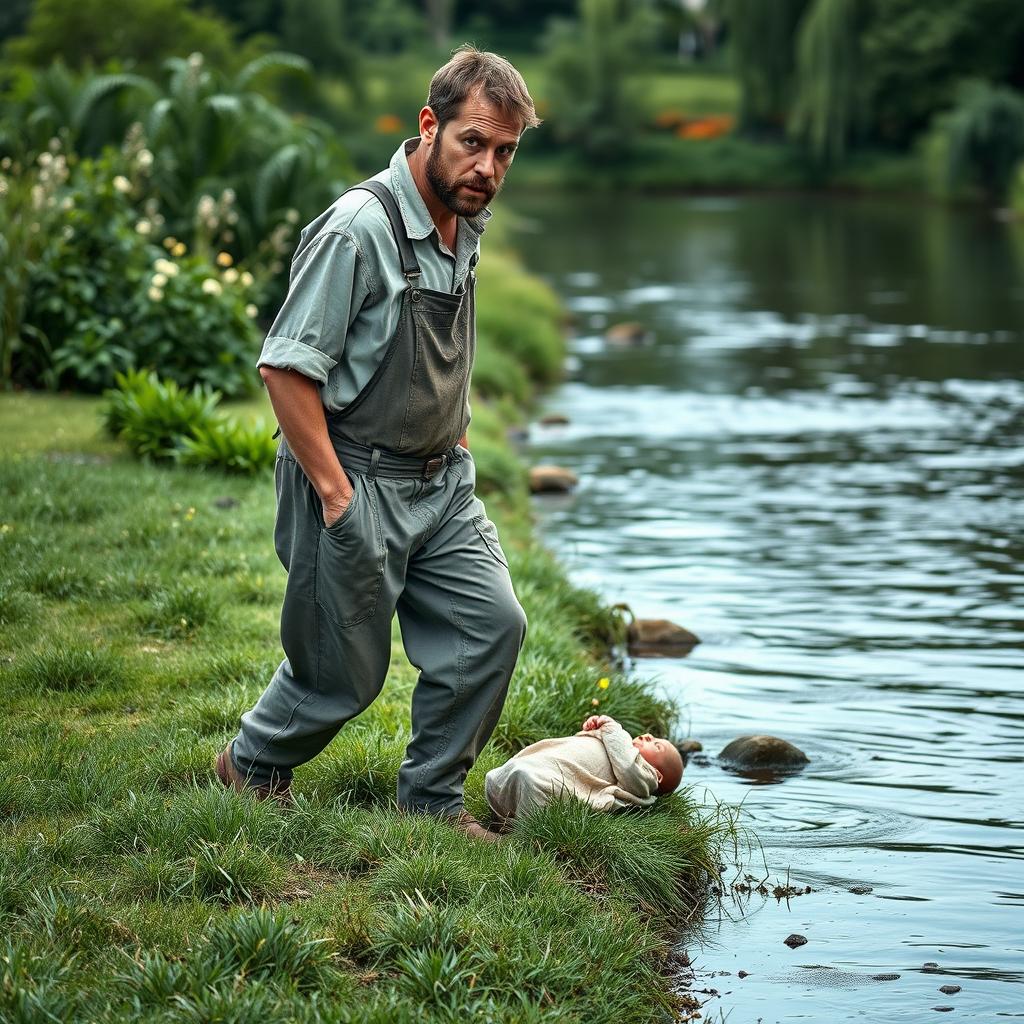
529, 465, 578, 493
784, 933, 807, 948
719, 735, 810, 769
627, 618, 700, 657
605, 322, 652, 346
939, 985, 961, 995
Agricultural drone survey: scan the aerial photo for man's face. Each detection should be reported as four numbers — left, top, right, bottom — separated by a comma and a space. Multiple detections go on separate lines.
425, 88, 521, 217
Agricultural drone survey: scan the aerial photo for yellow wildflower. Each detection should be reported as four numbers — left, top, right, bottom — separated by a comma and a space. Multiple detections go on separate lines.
216, 251, 233, 267
171, 242, 186, 257
598, 677, 610, 690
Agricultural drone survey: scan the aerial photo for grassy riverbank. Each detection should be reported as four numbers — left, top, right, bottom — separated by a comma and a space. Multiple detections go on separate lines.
0, 250, 733, 1022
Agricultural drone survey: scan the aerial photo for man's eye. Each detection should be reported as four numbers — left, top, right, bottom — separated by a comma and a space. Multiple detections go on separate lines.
464, 138, 478, 147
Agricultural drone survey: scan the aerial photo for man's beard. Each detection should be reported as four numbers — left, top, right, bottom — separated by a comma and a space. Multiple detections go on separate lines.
425, 135, 501, 217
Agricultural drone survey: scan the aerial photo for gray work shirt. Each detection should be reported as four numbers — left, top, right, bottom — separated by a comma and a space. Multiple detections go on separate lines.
256, 137, 491, 412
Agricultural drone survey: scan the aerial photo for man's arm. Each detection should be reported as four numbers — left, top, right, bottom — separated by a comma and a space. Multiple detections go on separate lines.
261, 367, 353, 525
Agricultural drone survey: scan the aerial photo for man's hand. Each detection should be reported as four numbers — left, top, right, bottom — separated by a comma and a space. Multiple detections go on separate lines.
321, 486, 354, 528
582, 715, 614, 732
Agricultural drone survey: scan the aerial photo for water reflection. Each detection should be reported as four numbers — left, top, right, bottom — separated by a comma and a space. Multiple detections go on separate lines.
507, 190, 1024, 1022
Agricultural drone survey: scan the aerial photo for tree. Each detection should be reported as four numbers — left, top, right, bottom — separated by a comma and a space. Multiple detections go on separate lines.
945, 79, 1024, 206
717, 0, 810, 133
3, 0, 236, 73
542, 0, 658, 161
789, 0, 866, 165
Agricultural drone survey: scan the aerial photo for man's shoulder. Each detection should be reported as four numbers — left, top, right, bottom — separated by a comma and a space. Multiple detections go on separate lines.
306, 173, 395, 251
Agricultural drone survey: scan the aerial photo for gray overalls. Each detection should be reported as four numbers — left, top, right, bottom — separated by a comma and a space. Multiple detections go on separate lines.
231, 181, 528, 816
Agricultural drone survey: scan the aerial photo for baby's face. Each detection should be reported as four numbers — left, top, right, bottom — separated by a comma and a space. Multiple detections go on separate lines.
633, 733, 683, 795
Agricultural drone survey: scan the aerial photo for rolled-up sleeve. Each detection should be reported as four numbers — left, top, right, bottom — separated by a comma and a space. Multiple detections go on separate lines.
256, 229, 373, 385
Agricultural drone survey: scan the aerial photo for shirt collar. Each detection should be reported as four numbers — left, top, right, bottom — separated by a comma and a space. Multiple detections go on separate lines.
389, 137, 492, 242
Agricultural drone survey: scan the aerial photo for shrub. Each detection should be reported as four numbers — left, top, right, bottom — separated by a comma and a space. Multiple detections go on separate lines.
179, 415, 277, 474
7, 151, 263, 395
101, 368, 221, 461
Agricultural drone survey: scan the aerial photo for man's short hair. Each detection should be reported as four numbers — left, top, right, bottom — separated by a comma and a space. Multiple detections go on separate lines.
427, 44, 541, 137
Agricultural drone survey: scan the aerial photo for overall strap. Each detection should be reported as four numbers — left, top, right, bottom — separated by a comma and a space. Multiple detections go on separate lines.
345, 179, 421, 281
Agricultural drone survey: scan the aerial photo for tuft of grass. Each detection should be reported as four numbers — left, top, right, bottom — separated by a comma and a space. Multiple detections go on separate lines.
14, 640, 128, 693
137, 582, 224, 638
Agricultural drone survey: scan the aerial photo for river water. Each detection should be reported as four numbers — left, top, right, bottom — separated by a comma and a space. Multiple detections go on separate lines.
505, 191, 1023, 1022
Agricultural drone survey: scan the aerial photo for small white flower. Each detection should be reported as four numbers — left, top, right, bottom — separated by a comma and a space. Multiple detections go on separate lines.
197, 195, 216, 219
135, 219, 152, 235
245, 303, 258, 318
223, 268, 238, 284
0, 157, 10, 170
137, 149, 153, 170
148, 286, 164, 301
285, 208, 300, 224
188, 52, 204, 69
113, 175, 132, 194
38, 152, 53, 168
30, 184, 44, 209
240, 271, 254, 288
62, 225, 74, 241
221, 187, 236, 204
60, 195, 74, 210
153, 258, 174, 275
201, 278, 222, 296
152, 272, 167, 287
48, 137, 61, 153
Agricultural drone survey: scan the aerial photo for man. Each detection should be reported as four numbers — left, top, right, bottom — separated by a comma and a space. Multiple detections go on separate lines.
215, 47, 541, 841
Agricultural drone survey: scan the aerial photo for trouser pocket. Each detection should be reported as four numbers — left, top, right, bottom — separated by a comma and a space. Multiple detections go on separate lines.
315, 475, 385, 627
472, 514, 509, 569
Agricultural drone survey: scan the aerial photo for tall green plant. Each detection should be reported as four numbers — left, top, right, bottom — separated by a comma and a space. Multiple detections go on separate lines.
789, 0, 866, 165
945, 80, 1024, 205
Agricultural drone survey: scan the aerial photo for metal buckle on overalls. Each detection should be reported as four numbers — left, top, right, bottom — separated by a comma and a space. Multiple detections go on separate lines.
421, 454, 447, 480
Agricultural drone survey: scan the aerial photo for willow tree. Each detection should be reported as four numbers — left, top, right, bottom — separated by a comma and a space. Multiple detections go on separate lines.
717, 0, 810, 133
789, 0, 867, 165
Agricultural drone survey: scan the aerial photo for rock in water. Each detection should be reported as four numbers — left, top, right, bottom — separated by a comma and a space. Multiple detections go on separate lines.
677, 739, 703, 755
528, 465, 578, 493
938, 985, 961, 995
538, 413, 570, 426
626, 619, 700, 657
783, 934, 807, 949
719, 735, 810, 770
605, 322, 653, 346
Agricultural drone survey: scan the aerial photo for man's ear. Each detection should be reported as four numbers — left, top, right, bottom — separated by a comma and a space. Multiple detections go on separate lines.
419, 105, 440, 144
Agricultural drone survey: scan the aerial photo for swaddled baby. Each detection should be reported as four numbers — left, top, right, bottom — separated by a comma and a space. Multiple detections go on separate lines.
484, 714, 684, 823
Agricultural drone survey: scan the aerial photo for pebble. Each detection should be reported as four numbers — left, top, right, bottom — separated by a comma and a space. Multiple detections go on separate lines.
849, 885, 873, 894
738, 971, 749, 979
922, 962, 940, 972
938, 985, 961, 995
783, 934, 807, 948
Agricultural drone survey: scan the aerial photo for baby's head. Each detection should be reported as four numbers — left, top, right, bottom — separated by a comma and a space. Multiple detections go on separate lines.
632, 733, 684, 796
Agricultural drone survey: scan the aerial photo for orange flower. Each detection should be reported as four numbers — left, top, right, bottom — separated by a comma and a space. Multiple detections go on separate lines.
374, 114, 403, 134
676, 115, 735, 141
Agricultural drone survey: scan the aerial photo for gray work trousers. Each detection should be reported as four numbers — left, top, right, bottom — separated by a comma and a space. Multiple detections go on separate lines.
231, 442, 528, 816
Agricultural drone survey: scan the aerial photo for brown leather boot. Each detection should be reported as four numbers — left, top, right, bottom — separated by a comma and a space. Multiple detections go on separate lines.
215, 741, 294, 809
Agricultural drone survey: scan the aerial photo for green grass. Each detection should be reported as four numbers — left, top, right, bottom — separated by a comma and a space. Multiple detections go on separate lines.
0, 299, 736, 1020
